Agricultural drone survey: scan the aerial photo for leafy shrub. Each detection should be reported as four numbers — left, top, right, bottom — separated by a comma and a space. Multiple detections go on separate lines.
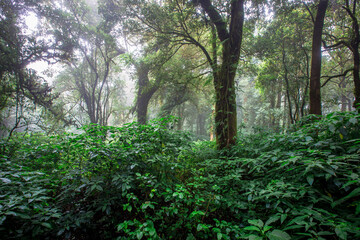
0, 112, 359, 239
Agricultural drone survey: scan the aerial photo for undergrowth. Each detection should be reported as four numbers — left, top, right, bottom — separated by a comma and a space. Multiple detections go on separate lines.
0, 112, 359, 239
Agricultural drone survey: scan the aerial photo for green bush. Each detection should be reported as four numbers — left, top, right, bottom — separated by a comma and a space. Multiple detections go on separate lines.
0, 113, 359, 239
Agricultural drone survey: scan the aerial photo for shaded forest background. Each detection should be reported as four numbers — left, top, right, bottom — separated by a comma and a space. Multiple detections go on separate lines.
1, 0, 360, 239
1, 0, 359, 143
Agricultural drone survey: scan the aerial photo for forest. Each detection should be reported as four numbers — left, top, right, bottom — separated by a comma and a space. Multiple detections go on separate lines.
0, 0, 360, 239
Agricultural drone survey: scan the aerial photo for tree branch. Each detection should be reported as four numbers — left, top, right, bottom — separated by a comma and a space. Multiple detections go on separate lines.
198, 0, 229, 42
321, 68, 354, 87
303, 2, 315, 23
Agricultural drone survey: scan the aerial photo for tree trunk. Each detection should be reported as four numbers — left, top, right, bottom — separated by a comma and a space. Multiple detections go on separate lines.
137, 92, 152, 125
199, 0, 244, 149
338, 1, 360, 109
213, 53, 238, 149
353, 45, 360, 109
348, 1, 360, 109
309, 0, 328, 115
135, 62, 158, 125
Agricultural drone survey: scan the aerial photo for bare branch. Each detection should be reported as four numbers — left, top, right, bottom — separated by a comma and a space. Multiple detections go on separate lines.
303, 2, 315, 23
198, 0, 229, 42
321, 68, 354, 87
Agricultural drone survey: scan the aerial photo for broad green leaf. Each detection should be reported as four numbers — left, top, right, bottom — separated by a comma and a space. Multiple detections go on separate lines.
335, 227, 347, 240
136, 231, 143, 239
189, 210, 205, 218
306, 175, 314, 185
267, 229, 291, 240
249, 235, 262, 240
265, 215, 280, 226
148, 227, 156, 236
197, 223, 207, 231
41, 222, 52, 229
263, 226, 272, 232
349, 118, 357, 124
212, 227, 221, 233
329, 125, 336, 133
0, 215, 6, 224
96, 185, 103, 191
332, 187, 360, 207
244, 226, 261, 232
0, 178, 11, 184
248, 219, 264, 229
280, 214, 287, 224
16, 212, 31, 220
317, 231, 334, 236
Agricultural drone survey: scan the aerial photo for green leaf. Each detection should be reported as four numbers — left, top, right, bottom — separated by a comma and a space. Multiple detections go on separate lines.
306, 175, 314, 186
0, 215, 6, 224
265, 215, 280, 226
249, 235, 262, 240
189, 210, 205, 218
212, 227, 221, 233
335, 227, 347, 240
267, 229, 291, 240
248, 219, 264, 229
349, 118, 358, 124
332, 187, 360, 207
96, 185, 103, 191
16, 212, 31, 220
244, 226, 261, 232
263, 226, 272, 232
0, 178, 11, 184
197, 223, 208, 232
317, 231, 334, 236
148, 227, 156, 236
41, 222, 52, 229
136, 231, 143, 239
329, 125, 336, 133
217, 232, 223, 240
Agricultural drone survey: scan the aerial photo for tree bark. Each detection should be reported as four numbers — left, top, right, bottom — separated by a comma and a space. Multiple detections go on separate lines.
199, 0, 244, 149
344, 0, 360, 109
309, 0, 328, 115
135, 62, 159, 125
352, 42, 360, 109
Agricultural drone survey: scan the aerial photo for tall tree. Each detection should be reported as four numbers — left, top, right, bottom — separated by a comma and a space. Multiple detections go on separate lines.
48, 0, 124, 126
111, 0, 244, 148
322, 0, 360, 109
309, 0, 329, 115
134, 59, 159, 125
251, 6, 313, 125
198, 0, 244, 149
0, 0, 73, 135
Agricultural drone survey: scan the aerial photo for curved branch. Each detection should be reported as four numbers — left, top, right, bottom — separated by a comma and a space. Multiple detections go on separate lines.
321, 68, 354, 87
303, 2, 315, 23
199, 0, 229, 42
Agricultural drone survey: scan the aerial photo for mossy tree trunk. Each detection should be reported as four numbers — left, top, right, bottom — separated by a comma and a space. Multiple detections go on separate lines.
199, 0, 244, 149
135, 61, 159, 125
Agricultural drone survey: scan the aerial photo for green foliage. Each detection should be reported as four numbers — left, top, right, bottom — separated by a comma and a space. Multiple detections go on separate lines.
1, 112, 360, 239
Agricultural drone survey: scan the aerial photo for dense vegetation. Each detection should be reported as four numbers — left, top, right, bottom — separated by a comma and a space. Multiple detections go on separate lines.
1, 0, 360, 239
1, 112, 359, 239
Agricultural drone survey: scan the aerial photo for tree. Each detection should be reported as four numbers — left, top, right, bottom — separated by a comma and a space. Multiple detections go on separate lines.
116, 0, 245, 148
322, 0, 360, 109
198, 0, 244, 149
250, 6, 313, 125
0, 0, 73, 136
309, 0, 329, 115
48, 0, 124, 126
